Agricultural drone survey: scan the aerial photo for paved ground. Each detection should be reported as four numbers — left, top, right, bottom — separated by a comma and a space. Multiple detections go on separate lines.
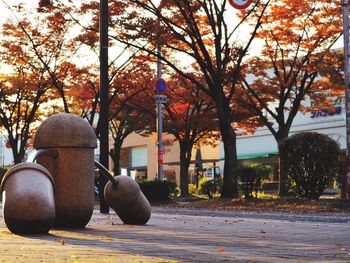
0, 204, 350, 262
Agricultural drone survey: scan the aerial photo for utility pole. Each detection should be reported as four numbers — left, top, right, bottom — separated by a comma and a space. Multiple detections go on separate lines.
99, 0, 109, 213
155, 4, 167, 181
343, 0, 350, 199
156, 40, 164, 181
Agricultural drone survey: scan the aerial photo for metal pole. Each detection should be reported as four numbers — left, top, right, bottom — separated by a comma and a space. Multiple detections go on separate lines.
157, 39, 164, 181
99, 0, 110, 213
343, 0, 350, 199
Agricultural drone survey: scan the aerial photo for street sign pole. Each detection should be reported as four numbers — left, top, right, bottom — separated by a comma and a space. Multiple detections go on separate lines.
156, 40, 164, 181
343, 0, 350, 199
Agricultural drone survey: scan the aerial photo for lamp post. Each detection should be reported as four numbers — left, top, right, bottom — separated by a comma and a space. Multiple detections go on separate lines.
343, 0, 350, 199
99, 0, 109, 213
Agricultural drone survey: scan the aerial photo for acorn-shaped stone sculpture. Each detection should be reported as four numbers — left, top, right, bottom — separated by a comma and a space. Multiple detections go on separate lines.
1, 162, 55, 234
33, 113, 97, 228
104, 176, 151, 225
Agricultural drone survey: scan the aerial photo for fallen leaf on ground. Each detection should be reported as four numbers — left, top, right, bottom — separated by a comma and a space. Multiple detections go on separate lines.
102, 237, 114, 241
217, 247, 225, 252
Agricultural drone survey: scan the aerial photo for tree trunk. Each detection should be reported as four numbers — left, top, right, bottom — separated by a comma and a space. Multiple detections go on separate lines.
10, 138, 23, 164
12, 151, 23, 164
278, 141, 288, 197
110, 141, 122, 176
179, 141, 192, 197
216, 103, 238, 198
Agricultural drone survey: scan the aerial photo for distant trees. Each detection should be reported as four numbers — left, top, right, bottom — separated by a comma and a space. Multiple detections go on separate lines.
108, 60, 155, 176
1, 2, 80, 113
111, 0, 271, 198
164, 72, 219, 196
0, 0, 345, 200
240, 0, 343, 196
0, 70, 51, 163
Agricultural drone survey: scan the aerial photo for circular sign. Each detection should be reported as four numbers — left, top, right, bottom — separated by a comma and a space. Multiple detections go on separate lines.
156, 78, 167, 93
228, 0, 252, 9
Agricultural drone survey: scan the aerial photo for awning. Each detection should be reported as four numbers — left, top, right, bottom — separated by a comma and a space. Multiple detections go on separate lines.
164, 153, 277, 165
238, 153, 277, 160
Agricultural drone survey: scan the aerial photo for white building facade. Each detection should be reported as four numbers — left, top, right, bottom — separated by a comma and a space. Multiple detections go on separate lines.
235, 97, 345, 160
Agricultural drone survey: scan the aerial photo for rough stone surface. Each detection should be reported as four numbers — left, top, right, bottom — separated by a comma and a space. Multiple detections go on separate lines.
34, 113, 97, 228
37, 148, 95, 228
104, 176, 151, 225
33, 113, 97, 148
0, 205, 349, 262
1, 163, 55, 234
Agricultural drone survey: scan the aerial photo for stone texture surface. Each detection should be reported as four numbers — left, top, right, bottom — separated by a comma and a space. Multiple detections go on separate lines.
34, 113, 97, 228
0, 204, 349, 262
36, 148, 95, 228
33, 113, 97, 149
104, 176, 151, 225
1, 163, 55, 234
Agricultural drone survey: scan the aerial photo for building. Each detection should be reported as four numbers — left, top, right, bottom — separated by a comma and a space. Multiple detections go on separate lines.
119, 133, 222, 185
0, 135, 14, 167
237, 96, 345, 167
119, 95, 346, 185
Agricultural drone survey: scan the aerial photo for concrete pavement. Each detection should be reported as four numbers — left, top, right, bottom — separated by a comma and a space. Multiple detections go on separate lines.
0, 204, 350, 262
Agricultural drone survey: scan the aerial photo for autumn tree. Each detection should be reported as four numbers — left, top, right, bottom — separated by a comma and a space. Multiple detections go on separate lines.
0, 70, 50, 163
107, 59, 155, 176
240, 0, 343, 196
163, 72, 219, 197
1, 1, 82, 113
107, 0, 271, 198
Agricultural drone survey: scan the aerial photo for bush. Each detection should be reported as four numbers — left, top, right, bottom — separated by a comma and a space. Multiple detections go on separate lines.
279, 132, 340, 200
236, 167, 256, 199
188, 183, 197, 195
199, 178, 222, 198
139, 180, 178, 202
236, 165, 271, 199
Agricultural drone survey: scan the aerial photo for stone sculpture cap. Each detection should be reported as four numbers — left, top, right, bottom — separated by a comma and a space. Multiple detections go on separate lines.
33, 113, 97, 149
0, 162, 55, 193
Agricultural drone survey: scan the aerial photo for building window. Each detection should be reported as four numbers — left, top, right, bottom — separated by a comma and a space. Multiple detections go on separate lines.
131, 146, 147, 167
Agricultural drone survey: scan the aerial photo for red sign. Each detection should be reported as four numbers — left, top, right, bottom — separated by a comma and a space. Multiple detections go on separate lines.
158, 149, 164, 165
228, 0, 252, 9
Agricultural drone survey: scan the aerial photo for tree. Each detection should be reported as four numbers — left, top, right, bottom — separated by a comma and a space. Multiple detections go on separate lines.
163, 72, 219, 197
1, 1, 82, 113
110, 0, 271, 198
240, 0, 343, 196
0, 70, 50, 163
108, 60, 155, 176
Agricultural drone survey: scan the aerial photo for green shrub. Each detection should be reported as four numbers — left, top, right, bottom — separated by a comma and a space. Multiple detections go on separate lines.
250, 163, 272, 193
199, 178, 222, 198
139, 180, 178, 202
236, 167, 256, 199
279, 132, 340, 200
188, 183, 197, 195
236, 165, 271, 199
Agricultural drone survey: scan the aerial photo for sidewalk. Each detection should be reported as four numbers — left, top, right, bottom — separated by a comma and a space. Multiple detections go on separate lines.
0, 204, 350, 262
